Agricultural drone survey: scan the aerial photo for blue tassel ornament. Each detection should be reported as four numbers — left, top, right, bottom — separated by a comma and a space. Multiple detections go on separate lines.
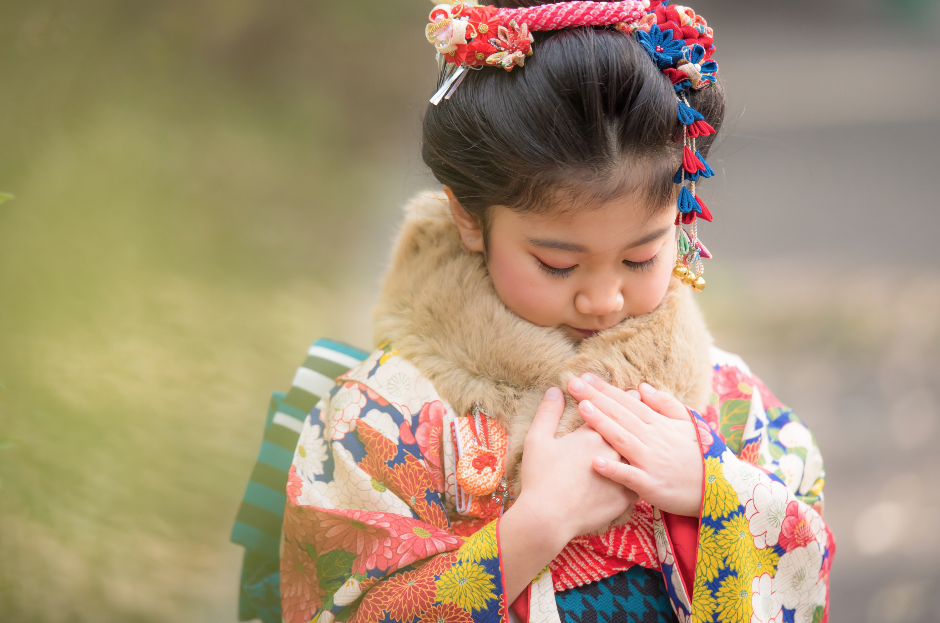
674, 166, 700, 183
685, 152, 715, 180
695, 152, 714, 178
677, 99, 705, 126
677, 186, 699, 214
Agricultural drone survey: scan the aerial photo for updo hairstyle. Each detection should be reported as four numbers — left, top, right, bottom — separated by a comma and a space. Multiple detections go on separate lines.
421, 0, 725, 229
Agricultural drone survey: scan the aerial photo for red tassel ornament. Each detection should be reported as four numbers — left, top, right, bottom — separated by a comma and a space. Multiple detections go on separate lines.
696, 195, 713, 222
687, 119, 715, 138
683, 146, 706, 175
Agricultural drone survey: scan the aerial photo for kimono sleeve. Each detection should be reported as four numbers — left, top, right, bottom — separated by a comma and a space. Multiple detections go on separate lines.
281, 379, 508, 623
676, 363, 835, 623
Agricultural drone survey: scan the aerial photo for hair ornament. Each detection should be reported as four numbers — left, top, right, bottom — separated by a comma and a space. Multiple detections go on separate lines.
634, 24, 685, 69
425, 0, 719, 291
677, 43, 717, 89
634, 3, 717, 290
428, 0, 651, 102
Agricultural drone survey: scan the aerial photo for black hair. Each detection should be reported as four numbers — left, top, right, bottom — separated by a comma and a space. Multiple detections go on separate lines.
421, 0, 724, 228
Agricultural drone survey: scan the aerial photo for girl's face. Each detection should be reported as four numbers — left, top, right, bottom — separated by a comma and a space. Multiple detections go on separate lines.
446, 187, 678, 342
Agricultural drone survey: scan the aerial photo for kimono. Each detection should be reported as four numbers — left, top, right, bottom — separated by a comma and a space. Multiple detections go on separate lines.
280, 192, 834, 623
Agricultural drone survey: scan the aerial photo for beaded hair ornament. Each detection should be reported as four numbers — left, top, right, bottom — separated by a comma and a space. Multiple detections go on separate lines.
426, 0, 718, 291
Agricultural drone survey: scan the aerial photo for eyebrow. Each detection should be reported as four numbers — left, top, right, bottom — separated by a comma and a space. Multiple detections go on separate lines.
526, 225, 673, 255
624, 225, 674, 251
526, 237, 588, 252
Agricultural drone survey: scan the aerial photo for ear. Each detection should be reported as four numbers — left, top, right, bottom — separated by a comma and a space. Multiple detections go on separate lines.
444, 186, 485, 253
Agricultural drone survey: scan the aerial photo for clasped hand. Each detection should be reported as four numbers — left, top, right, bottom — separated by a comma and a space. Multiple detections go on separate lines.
501, 376, 705, 601
569, 374, 704, 518
516, 375, 704, 545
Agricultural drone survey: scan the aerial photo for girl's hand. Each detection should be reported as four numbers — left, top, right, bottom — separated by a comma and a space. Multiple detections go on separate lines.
516, 387, 637, 543
499, 387, 637, 602
566, 375, 704, 517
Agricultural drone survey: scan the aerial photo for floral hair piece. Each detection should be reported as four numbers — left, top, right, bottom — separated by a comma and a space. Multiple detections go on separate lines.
427, 1, 650, 102
425, 0, 718, 291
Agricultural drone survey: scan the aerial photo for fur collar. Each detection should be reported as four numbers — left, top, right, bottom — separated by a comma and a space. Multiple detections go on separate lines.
373, 190, 713, 494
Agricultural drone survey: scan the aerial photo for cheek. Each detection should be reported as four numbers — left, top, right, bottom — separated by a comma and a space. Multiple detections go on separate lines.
626, 244, 676, 315
486, 242, 566, 326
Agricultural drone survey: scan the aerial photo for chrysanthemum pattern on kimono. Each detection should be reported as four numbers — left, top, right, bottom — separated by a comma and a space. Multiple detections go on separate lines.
282, 343, 507, 623
281, 345, 834, 623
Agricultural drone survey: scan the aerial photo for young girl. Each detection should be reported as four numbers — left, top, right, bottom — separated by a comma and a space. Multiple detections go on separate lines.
280, 1, 834, 622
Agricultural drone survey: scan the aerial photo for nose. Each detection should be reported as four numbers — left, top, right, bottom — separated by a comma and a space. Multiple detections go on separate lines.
574, 277, 624, 317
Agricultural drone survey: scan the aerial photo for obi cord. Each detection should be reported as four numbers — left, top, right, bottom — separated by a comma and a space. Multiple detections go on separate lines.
425, 0, 719, 291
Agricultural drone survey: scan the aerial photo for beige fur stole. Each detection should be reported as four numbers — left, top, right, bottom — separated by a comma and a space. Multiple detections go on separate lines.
373, 190, 713, 500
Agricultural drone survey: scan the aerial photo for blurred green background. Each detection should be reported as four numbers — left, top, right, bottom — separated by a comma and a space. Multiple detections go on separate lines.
0, 0, 938, 621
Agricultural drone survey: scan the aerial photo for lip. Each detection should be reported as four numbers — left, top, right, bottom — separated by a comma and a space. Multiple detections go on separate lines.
568, 326, 603, 337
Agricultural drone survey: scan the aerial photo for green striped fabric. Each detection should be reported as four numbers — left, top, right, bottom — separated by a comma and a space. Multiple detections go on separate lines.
232, 338, 368, 623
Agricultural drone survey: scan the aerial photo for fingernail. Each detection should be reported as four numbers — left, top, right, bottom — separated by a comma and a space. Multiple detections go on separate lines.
581, 373, 596, 384
581, 400, 594, 416
545, 387, 561, 400
569, 378, 585, 393
595, 457, 607, 468
640, 382, 656, 393
627, 389, 640, 399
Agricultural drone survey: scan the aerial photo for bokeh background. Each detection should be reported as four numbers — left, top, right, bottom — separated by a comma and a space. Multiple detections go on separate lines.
1, 0, 938, 621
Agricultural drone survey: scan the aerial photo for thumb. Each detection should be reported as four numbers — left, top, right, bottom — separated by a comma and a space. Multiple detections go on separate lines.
528, 387, 565, 440
638, 383, 690, 421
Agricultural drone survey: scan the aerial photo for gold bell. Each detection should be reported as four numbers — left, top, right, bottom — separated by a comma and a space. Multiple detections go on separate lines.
691, 276, 706, 292
672, 263, 689, 280
681, 272, 696, 286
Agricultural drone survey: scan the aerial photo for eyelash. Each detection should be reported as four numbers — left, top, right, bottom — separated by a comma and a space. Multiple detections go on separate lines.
623, 256, 658, 272
536, 255, 658, 278
537, 259, 576, 279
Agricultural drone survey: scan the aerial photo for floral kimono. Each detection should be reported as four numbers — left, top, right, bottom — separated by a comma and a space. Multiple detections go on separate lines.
280, 192, 834, 623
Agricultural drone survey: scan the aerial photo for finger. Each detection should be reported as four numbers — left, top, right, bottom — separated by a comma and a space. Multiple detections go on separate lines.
580, 372, 639, 400
593, 456, 655, 497
577, 374, 657, 425
579, 399, 647, 459
568, 377, 647, 431
528, 387, 565, 440
638, 383, 691, 421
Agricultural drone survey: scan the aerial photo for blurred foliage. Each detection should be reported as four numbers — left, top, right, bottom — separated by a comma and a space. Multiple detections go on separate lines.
0, 0, 434, 621
0, 437, 16, 489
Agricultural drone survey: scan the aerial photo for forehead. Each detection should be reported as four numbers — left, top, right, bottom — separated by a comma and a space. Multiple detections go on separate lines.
492, 195, 674, 252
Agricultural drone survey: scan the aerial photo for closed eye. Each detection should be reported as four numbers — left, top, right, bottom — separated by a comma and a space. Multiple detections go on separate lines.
623, 256, 658, 272
537, 258, 576, 278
